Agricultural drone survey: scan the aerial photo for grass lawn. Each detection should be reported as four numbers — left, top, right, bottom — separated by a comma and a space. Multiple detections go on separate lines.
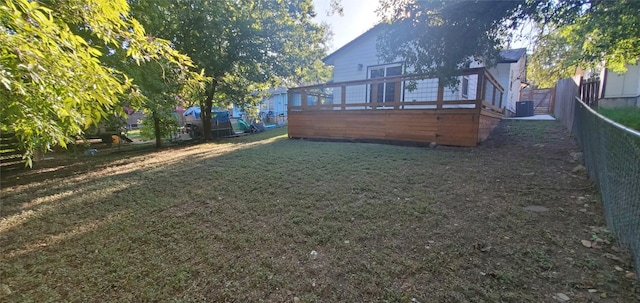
124, 129, 141, 141
1, 122, 638, 302
598, 107, 640, 131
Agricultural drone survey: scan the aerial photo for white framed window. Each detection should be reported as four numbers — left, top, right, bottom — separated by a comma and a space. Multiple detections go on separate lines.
367, 64, 403, 103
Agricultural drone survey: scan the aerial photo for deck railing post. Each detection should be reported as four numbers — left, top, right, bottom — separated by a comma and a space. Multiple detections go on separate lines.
394, 79, 402, 110
476, 70, 484, 112
371, 82, 379, 109
301, 89, 308, 111
287, 89, 293, 114
436, 79, 444, 109
492, 86, 497, 106
341, 85, 346, 110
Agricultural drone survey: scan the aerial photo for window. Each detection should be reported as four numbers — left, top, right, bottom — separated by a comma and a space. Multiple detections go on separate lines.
368, 64, 403, 103
461, 76, 469, 99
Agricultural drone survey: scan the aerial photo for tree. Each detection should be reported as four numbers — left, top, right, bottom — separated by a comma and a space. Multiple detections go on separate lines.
125, 59, 197, 148
129, 0, 330, 141
562, 0, 640, 73
527, 25, 582, 88
376, 0, 640, 86
376, 0, 529, 86
0, 0, 191, 165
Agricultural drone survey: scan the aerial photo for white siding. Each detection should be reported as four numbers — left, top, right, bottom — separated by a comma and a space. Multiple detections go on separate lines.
488, 62, 519, 112
331, 33, 382, 82
329, 33, 384, 108
326, 30, 523, 111
604, 64, 640, 98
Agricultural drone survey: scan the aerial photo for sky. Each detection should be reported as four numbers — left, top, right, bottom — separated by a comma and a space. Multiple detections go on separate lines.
311, 0, 533, 55
312, 0, 380, 54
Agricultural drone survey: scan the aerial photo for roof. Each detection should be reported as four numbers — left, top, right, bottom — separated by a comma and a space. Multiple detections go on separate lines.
498, 48, 527, 63
322, 24, 384, 65
323, 24, 527, 65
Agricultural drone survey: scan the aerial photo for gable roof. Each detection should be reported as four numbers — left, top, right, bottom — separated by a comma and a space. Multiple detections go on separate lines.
323, 24, 383, 65
498, 48, 527, 63
323, 25, 527, 65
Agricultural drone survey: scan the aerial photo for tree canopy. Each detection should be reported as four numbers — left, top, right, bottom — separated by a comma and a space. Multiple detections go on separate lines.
528, 0, 640, 87
376, 0, 640, 86
129, 0, 331, 141
1, 0, 331, 164
0, 0, 191, 165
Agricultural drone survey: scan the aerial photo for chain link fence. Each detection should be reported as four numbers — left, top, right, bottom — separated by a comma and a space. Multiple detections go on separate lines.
572, 97, 640, 273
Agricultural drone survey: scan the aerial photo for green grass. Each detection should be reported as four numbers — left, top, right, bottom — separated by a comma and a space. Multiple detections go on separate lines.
1, 123, 638, 302
124, 129, 141, 140
598, 107, 640, 131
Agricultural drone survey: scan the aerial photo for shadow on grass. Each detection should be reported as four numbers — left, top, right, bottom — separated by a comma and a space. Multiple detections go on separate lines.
1, 121, 638, 302
0, 127, 289, 188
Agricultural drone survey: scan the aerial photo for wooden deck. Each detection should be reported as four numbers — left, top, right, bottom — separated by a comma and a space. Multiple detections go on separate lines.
287, 68, 504, 147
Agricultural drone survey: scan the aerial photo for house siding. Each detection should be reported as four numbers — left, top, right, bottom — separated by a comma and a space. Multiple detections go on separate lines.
232, 88, 288, 118
331, 33, 381, 83
599, 64, 640, 108
487, 59, 523, 113
329, 33, 382, 108
324, 28, 525, 113
328, 33, 482, 109
604, 64, 640, 98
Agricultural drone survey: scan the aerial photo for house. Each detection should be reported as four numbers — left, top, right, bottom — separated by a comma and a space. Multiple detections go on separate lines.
322, 25, 526, 115
487, 48, 527, 115
598, 64, 640, 108
286, 25, 523, 147
231, 87, 288, 122
125, 110, 145, 129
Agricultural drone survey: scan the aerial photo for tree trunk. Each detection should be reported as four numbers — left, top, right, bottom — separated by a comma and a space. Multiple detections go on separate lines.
153, 112, 162, 148
201, 79, 218, 142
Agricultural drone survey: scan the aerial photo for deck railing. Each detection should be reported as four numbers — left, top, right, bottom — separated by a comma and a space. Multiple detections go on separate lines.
288, 67, 504, 115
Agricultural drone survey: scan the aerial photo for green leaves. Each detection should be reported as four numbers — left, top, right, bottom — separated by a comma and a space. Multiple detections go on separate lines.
128, 0, 330, 140
377, 0, 526, 87
528, 0, 640, 87
377, 0, 640, 87
1, 0, 330, 160
1, 0, 196, 165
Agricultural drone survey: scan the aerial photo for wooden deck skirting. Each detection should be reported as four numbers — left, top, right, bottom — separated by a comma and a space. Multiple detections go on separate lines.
288, 68, 504, 147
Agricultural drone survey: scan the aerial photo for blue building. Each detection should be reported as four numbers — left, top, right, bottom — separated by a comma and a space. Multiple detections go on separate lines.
231, 87, 288, 119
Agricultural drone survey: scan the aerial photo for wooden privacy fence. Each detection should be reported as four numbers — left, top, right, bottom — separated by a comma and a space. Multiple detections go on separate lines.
287, 67, 504, 147
520, 87, 555, 114
553, 76, 581, 130
580, 77, 600, 108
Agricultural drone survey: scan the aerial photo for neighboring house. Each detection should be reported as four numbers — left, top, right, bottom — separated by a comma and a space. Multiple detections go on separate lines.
322, 25, 526, 114
231, 87, 288, 119
125, 111, 145, 129
598, 64, 640, 108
